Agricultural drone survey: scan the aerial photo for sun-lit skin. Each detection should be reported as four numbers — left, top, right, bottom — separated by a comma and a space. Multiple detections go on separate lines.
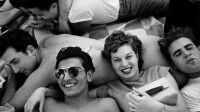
57, 58, 89, 98
1, 47, 40, 76
169, 37, 200, 74
111, 45, 140, 83
28, 3, 58, 22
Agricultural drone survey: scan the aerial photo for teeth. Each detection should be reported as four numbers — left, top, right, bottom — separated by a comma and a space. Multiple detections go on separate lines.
121, 68, 131, 74
64, 84, 75, 88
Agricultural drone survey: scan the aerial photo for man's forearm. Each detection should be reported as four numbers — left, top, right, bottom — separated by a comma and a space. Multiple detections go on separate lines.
58, 0, 71, 33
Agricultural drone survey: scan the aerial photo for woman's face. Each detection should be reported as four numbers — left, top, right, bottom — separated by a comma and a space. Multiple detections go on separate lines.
111, 45, 139, 80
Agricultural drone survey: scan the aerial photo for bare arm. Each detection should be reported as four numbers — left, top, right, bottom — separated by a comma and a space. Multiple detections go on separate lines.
58, 0, 72, 34
0, 0, 13, 11
0, 8, 20, 26
8, 62, 57, 111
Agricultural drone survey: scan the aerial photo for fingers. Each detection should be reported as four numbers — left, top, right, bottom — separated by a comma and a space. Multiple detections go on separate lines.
129, 102, 135, 112
0, 60, 5, 71
39, 96, 44, 112
24, 101, 34, 112
0, 103, 15, 112
126, 92, 138, 104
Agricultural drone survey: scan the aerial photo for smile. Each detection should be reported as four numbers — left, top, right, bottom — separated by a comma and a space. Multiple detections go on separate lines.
64, 84, 75, 88
121, 67, 132, 74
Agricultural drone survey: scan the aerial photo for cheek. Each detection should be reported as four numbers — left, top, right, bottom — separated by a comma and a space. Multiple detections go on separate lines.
173, 59, 184, 68
112, 62, 119, 70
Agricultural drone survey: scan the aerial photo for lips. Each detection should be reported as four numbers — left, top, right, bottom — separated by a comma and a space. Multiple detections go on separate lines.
61, 81, 77, 88
64, 84, 75, 88
187, 58, 195, 64
121, 67, 132, 74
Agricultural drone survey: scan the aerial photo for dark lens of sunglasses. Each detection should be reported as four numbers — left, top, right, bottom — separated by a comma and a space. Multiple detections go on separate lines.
56, 69, 64, 79
68, 67, 79, 77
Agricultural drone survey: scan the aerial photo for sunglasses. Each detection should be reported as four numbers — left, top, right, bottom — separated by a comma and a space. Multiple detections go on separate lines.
55, 66, 83, 79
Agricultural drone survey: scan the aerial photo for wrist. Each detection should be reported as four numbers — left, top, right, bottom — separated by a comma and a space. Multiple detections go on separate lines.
37, 87, 47, 93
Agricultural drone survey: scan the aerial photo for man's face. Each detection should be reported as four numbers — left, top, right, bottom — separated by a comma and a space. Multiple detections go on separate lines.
56, 58, 89, 97
1, 47, 39, 76
27, 3, 58, 22
169, 37, 200, 74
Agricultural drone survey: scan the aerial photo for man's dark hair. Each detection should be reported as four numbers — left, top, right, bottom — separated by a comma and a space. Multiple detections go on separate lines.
0, 29, 39, 56
55, 46, 95, 73
102, 30, 143, 71
10, 0, 57, 10
159, 27, 197, 64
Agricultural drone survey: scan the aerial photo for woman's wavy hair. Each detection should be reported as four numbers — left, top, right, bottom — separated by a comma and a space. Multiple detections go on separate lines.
102, 30, 143, 71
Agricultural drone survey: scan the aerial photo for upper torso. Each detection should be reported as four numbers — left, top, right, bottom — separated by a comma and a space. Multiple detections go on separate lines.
44, 97, 119, 112
68, 0, 119, 24
96, 65, 170, 111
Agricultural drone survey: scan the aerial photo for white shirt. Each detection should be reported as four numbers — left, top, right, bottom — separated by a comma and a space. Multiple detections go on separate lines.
181, 77, 200, 112
68, 0, 119, 24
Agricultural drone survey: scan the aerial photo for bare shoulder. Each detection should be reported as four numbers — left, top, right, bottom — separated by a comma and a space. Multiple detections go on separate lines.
43, 98, 60, 112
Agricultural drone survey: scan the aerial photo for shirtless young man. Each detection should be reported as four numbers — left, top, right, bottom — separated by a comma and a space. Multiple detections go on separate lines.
38, 46, 120, 112
0, 29, 117, 111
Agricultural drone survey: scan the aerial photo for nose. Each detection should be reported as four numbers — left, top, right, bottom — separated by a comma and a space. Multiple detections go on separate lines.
121, 58, 128, 67
183, 50, 191, 58
63, 73, 72, 80
10, 65, 19, 74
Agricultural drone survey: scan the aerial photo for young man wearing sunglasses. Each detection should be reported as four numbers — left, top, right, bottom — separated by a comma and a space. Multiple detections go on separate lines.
33, 46, 120, 112
0, 29, 117, 111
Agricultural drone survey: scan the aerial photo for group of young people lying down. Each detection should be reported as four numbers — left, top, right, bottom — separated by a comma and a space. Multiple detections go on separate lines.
3, 0, 169, 35
1, 0, 200, 112
0, 27, 195, 112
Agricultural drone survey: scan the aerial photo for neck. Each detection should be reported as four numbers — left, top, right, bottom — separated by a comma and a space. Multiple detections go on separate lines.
64, 87, 90, 106
36, 48, 42, 65
121, 70, 141, 87
187, 71, 200, 79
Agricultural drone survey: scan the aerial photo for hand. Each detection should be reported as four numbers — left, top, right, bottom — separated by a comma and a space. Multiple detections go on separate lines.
0, 60, 7, 88
28, 16, 46, 29
24, 87, 47, 112
126, 87, 161, 112
0, 103, 15, 112
0, 60, 6, 77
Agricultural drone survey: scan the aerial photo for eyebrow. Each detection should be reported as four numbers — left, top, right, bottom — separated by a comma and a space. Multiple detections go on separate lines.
173, 49, 181, 56
172, 43, 193, 56
112, 52, 133, 59
184, 43, 193, 48
9, 58, 16, 64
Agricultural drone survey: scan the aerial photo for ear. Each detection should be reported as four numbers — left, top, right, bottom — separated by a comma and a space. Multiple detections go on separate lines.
26, 45, 37, 56
86, 70, 93, 82
198, 45, 200, 51
51, 3, 58, 11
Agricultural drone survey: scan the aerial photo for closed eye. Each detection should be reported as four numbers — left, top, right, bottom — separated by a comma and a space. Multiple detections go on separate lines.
185, 44, 193, 50
173, 50, 182, 57
113, 58, 121, 63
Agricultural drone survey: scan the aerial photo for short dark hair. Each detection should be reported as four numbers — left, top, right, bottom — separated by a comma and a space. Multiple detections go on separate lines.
55, 46, 95, 73
159, 27, 197, 64
0, 29, 39, 57
102, 30, 143, 71
10, 0, 57, 10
